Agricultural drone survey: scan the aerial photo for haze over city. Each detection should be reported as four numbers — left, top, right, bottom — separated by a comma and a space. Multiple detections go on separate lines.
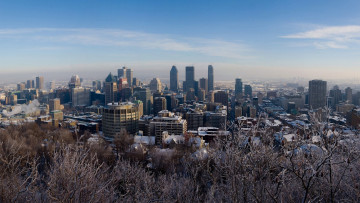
1, 0, 360, 83
2, 1, 360, 202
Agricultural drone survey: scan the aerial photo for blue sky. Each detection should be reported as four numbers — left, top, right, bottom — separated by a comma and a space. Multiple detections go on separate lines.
1, 0, 360, 81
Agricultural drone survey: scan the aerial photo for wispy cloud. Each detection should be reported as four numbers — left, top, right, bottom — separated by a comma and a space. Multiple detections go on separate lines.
281, 25, 360, 49
0, 28, 250, 59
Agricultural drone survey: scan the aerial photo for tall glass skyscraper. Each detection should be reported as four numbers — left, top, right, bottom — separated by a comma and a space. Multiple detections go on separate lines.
235, 78, 243, 96
170, 65, 178, 92
185, 66, 195, 92
208, 65, 214, 92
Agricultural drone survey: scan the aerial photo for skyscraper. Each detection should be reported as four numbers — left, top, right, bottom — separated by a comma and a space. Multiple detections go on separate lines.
149, 78, 162, 93
329, 85, 342, 108
153, 97, 167, 115
118, 67, 133, 87
309, 79, 327, 109
199, 78, 208, 94
235, 78, 243, 97
126, 69, 133, 87
185, 66, 195, 92
244, 85, 252, 98
26, 80, 34, 89
104, 73, 118, 105
69, 75, 81, 88
170, 65, 178, 92
134, 87, 152, 115
118, 67, 127, 78
345, 87, 352, 103
208, 65, 214, 92
36, 76, 44, 90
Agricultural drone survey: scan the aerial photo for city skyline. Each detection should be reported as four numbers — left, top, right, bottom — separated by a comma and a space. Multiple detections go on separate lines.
1, 1, 360, 82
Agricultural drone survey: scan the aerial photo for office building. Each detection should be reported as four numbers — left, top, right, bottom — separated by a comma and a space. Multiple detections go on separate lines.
104, 73, 118, 105
49, 98, 61, 112
186, 111, 204, 130
208, 65, 214, 92
17, 83, 26, 91
170, 65, 178, 92
149, 78, 162, 93
36, 76, 44, 90
329, 85, 342, 108
244, 85, 252, 98
134, 87, 152, 115
153, 97, 167, 115
69, 75, 81, 89
50, 81, 56, 90
199, 77, 208, 94
92, 80, 102, 91
102, 102, 140, 138
214, 91, 229, 106
345, 87, 352, 103
126, 69, 133, 87
26, 80, 34, 89
150, 110, 187, 144
309, 79, 327, 109
71, 87, 91, 107
184, 66, 195, 92
235, 78, 243, 97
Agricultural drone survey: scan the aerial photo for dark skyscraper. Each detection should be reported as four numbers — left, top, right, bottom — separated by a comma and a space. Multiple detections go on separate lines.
185, 66, 195, 92
104, 73, 118, 105
36, 76, 44, 90
244, 85, 252, 98
170, 65, 178, 92
126, 69, 133, 87
208, 65, 214, 92
199, 77, 208, 94
309, 79, 327, 109
235, 78, 243, 96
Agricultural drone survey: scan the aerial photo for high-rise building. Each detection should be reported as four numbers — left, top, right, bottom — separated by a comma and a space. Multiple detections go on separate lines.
186, 111, 204, 130
49, 98, 61, 112
72, 87, 91, 107
36, 76, 44, 90
126, 69, 133, 87
118, 67, 127, 78
26, 80, 34, 89
235, 78, 243, 97
345, 87, 352, 103
214, 91, 229, 107
50, 81, 56, 90
118, 67, 132, 87
309, 79, 327, 109
329, 85, 342, 108
208, 65, 214, 92
134, 87, 152, 115
153, 97, 167, 115
149, 78, 162, 93
92, 80, 102, 91
199, 78, 208, 94
69, 75, 81, 88
170, 65, 178, 92
102, 102, 140, 138
244, 85, 252, 99
150, 110, 187, 144
184, 66, 195, 92
17, 83, 26, 91
104, 73, 118, 105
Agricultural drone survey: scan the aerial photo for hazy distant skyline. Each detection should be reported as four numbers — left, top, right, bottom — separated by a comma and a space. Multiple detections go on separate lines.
1, 0, 360, 81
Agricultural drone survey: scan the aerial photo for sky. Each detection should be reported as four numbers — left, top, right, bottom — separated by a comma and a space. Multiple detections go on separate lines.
1, 0, 360, 82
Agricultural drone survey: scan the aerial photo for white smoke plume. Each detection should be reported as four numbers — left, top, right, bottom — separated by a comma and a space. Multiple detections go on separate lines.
2, 99, 40, 117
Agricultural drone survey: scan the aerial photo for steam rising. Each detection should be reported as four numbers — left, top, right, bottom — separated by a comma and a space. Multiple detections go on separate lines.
2, 100, 40, 117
